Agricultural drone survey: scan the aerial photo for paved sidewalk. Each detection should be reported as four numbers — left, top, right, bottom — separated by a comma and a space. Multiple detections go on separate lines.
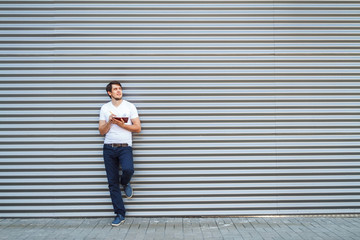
1, 216, 360, 240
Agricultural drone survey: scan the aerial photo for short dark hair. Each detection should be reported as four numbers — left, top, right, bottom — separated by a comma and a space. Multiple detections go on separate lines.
106, 81, 122, 98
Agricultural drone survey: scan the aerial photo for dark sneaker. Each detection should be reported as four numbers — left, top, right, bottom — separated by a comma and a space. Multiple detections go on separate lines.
111, 214, 125, 227
123, 184, 133, 198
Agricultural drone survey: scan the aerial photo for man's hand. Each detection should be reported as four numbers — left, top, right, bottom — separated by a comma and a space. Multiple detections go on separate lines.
99, 113, 118, 135
111, 117, 126, 127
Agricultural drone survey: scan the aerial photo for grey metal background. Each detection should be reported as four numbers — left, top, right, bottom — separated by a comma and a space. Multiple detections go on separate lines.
1, 0, 360, 217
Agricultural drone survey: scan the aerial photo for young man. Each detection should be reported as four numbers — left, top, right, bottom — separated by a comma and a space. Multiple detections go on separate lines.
98, 81, 141, 226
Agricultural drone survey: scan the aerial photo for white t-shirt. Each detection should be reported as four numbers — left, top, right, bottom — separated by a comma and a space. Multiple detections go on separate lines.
99, 100, 139, 146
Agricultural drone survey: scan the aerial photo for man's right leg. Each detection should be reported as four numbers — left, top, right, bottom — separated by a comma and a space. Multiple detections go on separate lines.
120, 146, 134, 198
103, 145, 126, 218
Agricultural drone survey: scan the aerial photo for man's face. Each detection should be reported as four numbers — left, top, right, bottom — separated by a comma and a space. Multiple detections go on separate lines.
108, 84, 123, 100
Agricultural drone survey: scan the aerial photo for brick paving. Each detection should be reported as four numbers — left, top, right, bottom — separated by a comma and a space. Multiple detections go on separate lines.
1, 217, 360, 240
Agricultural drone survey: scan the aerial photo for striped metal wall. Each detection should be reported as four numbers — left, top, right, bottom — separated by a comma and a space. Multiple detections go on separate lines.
1, 0, 360, 217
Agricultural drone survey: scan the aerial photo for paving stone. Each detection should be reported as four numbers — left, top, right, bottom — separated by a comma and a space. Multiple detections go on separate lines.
200, 218, 223, 239
1, 217, 360, 240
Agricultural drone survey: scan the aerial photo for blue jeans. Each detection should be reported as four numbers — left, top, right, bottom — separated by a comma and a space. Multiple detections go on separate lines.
103, 144, 134, 217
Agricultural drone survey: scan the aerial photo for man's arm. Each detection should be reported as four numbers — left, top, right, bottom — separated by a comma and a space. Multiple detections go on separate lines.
99, 116, 141, 135
113, 117, 141, 133
99, 119, 112, 135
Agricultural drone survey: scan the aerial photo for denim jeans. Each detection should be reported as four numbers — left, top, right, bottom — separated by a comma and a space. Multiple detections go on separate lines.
103, 144, 134, 217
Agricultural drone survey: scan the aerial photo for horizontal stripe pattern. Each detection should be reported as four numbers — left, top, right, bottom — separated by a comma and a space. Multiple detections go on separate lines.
0, 0, 360, 217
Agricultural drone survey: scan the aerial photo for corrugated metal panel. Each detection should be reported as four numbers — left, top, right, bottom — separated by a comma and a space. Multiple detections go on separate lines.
1, 0, 360, 217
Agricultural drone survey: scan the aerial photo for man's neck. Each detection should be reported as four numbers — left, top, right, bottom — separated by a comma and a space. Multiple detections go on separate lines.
111, 98, 123, 107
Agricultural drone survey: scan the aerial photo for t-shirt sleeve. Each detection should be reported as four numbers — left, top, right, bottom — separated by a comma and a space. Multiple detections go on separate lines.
130, 103, 139, 119
99, 105, 107, 121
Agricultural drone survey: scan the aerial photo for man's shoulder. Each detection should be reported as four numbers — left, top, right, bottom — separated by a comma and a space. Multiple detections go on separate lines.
100, 101, 112, 109
122, 100, 136, 108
